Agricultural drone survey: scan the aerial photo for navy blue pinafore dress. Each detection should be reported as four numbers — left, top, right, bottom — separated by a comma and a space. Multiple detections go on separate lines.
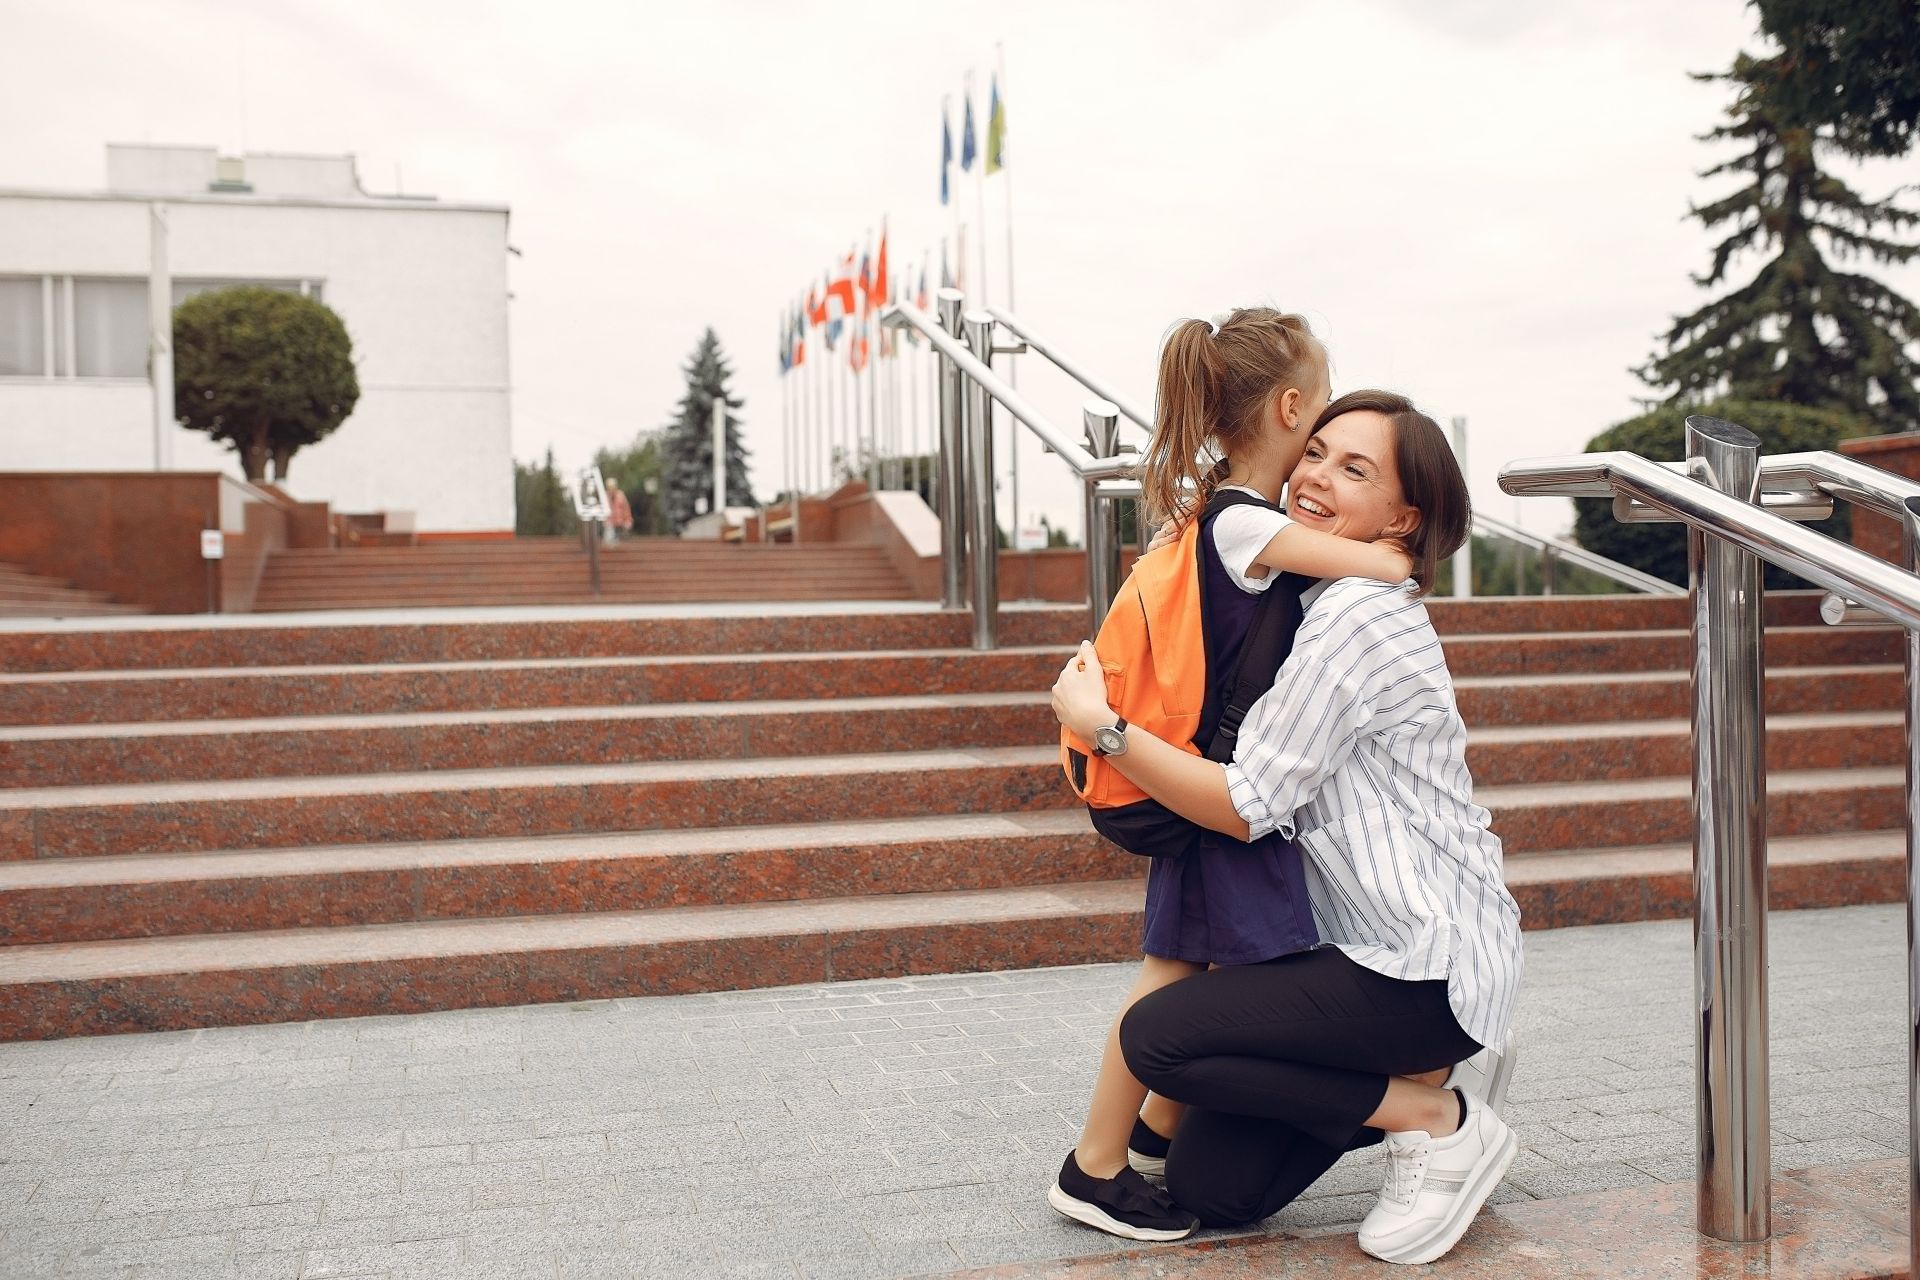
1139, 504, 1319, 966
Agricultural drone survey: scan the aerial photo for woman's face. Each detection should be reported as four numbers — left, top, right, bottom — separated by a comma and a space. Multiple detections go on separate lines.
1285, 410, 1419, 543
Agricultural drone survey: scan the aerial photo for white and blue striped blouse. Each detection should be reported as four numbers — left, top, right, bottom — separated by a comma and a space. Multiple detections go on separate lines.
1223, 576, 1523, 1050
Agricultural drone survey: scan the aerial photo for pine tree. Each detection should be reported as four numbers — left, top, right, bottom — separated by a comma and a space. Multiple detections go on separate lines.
660, 329, 753, 532
1641, 3, 1920, 431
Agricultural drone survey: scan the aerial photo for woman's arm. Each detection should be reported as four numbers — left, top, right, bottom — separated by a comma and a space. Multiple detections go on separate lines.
1052, 643, 1250, 840
1251, 523, 1409, 585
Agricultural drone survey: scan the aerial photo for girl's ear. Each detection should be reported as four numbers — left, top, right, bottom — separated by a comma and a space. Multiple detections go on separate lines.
1273, 386, 1304, 432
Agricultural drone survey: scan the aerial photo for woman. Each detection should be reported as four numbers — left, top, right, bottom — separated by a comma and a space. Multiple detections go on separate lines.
1050, 390, 1524, 1266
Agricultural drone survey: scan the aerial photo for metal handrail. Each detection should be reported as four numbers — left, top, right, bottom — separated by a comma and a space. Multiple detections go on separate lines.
1502, 422, 1920, 1260
881, 301, 1134, 483
982, 305, 1153, 434
1499, 450, 1920, 628
1469, 509, 1685, 596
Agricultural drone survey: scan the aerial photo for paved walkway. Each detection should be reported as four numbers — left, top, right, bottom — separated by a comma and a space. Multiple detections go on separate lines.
0, 905, 1906, 1280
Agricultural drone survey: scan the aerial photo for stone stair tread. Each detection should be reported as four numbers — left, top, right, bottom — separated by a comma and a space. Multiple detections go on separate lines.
1466, 708, 1899, 744
1, 700, 1891, 747
1503, 827, 1902, 883
0, 876, 1142, 984
1452, 662, 1897, 690
0, 809, 1099, 888
1481, 765, 1903, 806
0, 644, 1072, 687
0, 690, 1052, 742
0, 744, 1061, 807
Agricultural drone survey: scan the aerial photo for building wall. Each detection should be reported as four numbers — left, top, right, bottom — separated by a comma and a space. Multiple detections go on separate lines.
0, 191, 513, 532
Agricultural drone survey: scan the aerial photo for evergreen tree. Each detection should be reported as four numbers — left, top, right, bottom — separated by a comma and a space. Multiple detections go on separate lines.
513, 448, 579, 537
1640, 3, 1920, 430
660, 329, 753, 531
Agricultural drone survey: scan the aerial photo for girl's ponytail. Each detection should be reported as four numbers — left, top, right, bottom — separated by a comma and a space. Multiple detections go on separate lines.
1142, 319, 1224, 528
1140, 309, 1323, 532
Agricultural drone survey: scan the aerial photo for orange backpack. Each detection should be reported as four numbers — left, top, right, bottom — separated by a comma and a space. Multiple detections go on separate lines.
1061, 489, 1307, 857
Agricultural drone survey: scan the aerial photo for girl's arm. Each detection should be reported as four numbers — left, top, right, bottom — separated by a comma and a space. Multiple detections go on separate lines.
1251, 523, 1410, 585
1053, 643, 1250, 841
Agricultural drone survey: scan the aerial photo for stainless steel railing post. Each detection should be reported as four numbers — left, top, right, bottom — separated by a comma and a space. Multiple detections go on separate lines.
1688, 415, 1771, 1243
1083, 399, 1122, 633
1903, 495, 1920, 1280
935, 289, 967, 612
962, 311, 1000, 650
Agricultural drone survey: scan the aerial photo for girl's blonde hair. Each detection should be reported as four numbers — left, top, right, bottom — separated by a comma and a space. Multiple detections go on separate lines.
1140, 308, 1323, 527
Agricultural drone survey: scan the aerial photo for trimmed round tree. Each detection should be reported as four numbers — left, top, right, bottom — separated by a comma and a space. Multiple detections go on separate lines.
173, 286, 359, 483
1572, 399, 1871, 588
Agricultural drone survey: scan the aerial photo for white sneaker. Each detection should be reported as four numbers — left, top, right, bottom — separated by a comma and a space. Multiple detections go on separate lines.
1358, 1094, 1518, 1265
1446, 1031, 1518, 1113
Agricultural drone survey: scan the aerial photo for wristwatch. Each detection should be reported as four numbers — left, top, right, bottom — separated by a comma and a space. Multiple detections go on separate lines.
1092, 717, 1130, 758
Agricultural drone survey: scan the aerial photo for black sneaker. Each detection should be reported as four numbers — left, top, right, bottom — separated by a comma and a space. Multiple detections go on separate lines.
1047, 1149, 1198, 1241
1126, 1115, 1173, 1178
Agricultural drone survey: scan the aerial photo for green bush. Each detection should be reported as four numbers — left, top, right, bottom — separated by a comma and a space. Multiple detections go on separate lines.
1572, 400, 1875, 589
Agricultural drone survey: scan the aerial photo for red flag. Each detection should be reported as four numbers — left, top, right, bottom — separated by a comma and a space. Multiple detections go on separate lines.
872, 229, 889, 313
825, 253, 857, 321
806, 285, 826, 327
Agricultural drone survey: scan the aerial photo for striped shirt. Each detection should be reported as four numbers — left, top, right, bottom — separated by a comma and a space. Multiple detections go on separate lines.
1222, 576, 1523, 1049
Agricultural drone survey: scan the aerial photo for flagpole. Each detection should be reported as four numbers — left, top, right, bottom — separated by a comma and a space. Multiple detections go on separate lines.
780, 308, 790, 539
995, 42, 1020, 550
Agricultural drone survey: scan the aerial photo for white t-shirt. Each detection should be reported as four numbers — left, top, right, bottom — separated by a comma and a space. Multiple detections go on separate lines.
1210, 485, 1293, 594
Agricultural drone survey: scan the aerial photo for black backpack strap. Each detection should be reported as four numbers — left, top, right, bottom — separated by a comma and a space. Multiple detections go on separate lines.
1203, 570, 1310, 762
1196, 488, 1311, 764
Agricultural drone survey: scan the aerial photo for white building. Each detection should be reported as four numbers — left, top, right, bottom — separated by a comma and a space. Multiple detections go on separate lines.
0, 144, 513, 534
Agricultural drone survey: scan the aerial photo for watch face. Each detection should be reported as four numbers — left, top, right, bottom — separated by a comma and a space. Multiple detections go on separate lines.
1094, 725, 1125, 755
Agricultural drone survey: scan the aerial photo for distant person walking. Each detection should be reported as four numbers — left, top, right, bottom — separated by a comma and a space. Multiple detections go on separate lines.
606, 477, 634, 543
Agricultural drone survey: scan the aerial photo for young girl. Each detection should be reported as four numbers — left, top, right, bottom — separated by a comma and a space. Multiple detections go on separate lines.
1049, 309, 1415, 1242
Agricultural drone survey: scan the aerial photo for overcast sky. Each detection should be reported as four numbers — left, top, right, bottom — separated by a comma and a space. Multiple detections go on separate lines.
5, 0, 1916, 538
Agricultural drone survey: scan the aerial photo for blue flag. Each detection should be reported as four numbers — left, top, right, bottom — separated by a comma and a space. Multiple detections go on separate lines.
960, 92, 977, 172
941, 107, 953, 205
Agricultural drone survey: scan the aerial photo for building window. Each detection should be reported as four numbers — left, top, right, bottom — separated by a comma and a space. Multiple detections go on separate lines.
73, 279, 148, 378
0, 277, 44, 377
0, 274, 321, 379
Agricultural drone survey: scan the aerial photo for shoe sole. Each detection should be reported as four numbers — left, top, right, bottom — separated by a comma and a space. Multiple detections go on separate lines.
1127, 1149, 1167, 1178
1046, 1183, 1195, 1242
1359, 1124, 1519, 1266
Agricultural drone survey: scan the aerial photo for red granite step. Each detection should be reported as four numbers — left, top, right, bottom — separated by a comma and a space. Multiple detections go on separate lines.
1466, 710, 1900, 786
2, 827, 1904, 1040
1454, 664, 1900, 726
0, 878, 1151, 1040
1485, 766, 1904, 854
249, 584, 919, 611
0, 748, 1076, 860
0, 609, 1090, 674
1, 697, 1898, 789
0, 811, 1128, 944
1, 747, 1901, 863
0, 648, 1071, 726
0, 693, 1061, 786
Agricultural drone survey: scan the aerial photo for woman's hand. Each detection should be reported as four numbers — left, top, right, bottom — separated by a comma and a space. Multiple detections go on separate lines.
1376, 537, 1414, 582
1147, 519, 1180, 553
1051, 641, 1115, 739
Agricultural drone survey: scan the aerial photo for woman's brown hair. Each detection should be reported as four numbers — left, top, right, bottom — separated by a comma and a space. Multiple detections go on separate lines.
1309, 389, 1470, 596
1140, 308, 1323, 528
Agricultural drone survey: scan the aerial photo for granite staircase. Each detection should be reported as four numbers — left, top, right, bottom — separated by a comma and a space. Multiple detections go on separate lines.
251, 539, 917, 610
0, 593, 1902, 1041
0, 562, 142, 619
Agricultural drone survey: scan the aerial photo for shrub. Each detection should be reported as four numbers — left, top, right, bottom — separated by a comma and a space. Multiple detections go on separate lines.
1572, 400, 1874, 589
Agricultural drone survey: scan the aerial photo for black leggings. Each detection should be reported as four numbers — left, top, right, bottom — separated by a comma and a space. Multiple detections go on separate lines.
1119, 945, 1480, 1227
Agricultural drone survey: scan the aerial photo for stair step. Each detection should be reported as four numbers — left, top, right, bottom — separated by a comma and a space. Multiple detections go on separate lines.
0, 810, 1125, 943
0, 701, 1897, 789
0, 878, 1150, 1040
1454, 664, 1898, 726
0, 648, 1071, 725
0, 609, 1091, 674
0, 692, 1059, 785
1484, 765, 1903, 853
2, 826, 1902, 1040
0, 747, 1072, 860
0, 745, 1902, 861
